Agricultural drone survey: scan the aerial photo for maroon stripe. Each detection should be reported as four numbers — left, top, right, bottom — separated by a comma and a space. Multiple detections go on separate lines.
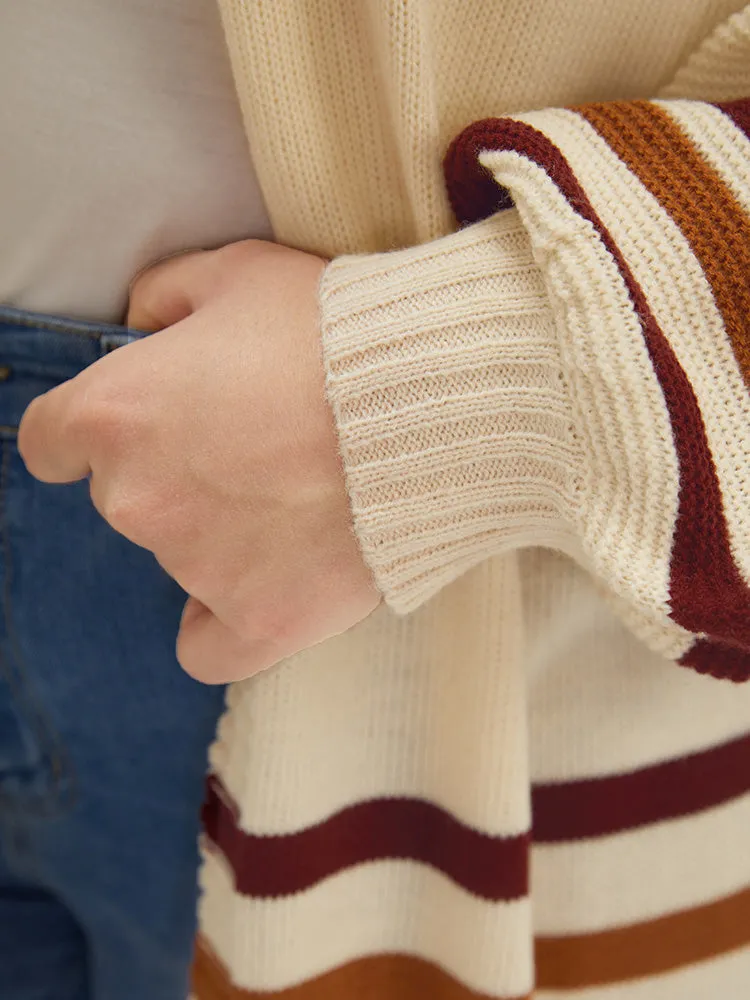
444, 119, 518, 225
202, 775, 529, 900
444, 114, 750, 681
717, 98, 750, 140
688, 97, 750, 682
532, 730, 750, 843
683, 636, 750, 679
203, 732, 750, 900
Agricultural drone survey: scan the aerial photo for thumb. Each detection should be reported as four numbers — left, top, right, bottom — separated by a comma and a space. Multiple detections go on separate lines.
126, 248, 219, 331
176, 597, 280, 683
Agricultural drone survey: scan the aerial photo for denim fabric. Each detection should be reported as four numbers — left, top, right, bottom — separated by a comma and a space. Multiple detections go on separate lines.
0, 306, 226, 999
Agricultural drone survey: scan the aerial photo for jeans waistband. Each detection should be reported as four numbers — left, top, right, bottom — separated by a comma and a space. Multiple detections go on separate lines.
0, 305, 146, 380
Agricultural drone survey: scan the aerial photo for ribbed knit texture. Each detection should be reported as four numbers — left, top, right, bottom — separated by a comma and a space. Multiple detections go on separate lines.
320, 210, 580, 613
198, 3, 750, 998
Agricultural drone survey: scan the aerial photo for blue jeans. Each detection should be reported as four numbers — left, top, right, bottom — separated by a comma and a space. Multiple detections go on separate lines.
0, 307, 226, 999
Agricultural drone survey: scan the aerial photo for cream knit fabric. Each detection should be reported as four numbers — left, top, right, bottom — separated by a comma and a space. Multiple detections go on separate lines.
194, 3, 750, 998
320, 210, 577, 613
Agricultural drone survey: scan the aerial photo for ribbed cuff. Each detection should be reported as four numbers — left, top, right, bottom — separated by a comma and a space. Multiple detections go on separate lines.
319, 210, 582, 613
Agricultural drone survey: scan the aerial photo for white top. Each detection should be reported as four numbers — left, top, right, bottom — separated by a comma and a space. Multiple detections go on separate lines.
0, 0, 273, 323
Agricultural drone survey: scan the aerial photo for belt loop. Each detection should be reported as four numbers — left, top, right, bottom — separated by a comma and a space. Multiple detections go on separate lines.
99, 331, 144, 355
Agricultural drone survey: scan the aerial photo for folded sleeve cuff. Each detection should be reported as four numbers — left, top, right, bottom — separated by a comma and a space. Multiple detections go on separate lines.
319, 209, 582, 613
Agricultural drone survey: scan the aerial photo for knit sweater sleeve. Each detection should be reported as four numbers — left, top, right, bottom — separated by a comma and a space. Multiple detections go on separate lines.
318, 97, 750, 682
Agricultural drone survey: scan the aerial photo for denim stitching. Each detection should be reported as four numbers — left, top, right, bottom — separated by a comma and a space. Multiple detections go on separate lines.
0, 311, 107, 340
0, 311, 141, 344
0, 314, 102, 339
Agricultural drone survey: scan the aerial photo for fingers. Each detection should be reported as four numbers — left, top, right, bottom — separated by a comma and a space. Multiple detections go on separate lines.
18, 378, 92, 484
126, 248, 220, 331
176, 597, 282, 683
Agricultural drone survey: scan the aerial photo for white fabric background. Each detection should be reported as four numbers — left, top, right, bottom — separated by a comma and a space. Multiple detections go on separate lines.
0, 0, 272, 322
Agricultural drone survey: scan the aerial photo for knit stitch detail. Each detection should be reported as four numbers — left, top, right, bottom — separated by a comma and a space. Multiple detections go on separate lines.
442, 100, 750, 679
319, 211, 580, 614
200, 6, 750, 999
202, 773, 530, 901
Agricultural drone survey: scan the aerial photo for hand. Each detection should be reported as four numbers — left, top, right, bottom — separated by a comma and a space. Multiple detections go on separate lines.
18, 241, 382, 683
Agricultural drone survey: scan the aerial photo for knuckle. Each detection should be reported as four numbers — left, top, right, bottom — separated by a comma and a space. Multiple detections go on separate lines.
85, 389, 128, 441
217, 239, 259, 264
101, 491, 146, 541
128, 270, 172, 327
214, 240, 268, 278
153, 541, 205, 595
166, 562, 203, 600
92, 484, 162, 547
45, 380, 112, 446
64, 392, 95, 439
128, 262, 158, 298
87, 390, 149, 460
128, 254, 178, 301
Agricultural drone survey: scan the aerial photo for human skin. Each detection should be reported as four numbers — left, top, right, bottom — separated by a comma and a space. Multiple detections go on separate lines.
18, 240, 381, 683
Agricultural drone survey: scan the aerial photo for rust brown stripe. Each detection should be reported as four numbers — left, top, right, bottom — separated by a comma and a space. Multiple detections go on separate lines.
193, 887, 750, 998
191, 939, 531, 1000
575, 100, 750, 662
191, 889, 750, 995
536, 884, 750, 989
443, 114, 750, 679
202, 775, 529, 901
577, 100, 750, 386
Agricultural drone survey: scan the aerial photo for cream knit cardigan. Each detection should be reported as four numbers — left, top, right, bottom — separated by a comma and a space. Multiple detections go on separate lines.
194, 2, 750, 997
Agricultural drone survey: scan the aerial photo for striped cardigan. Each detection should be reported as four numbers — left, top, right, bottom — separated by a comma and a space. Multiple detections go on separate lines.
195, 3, 750, 998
